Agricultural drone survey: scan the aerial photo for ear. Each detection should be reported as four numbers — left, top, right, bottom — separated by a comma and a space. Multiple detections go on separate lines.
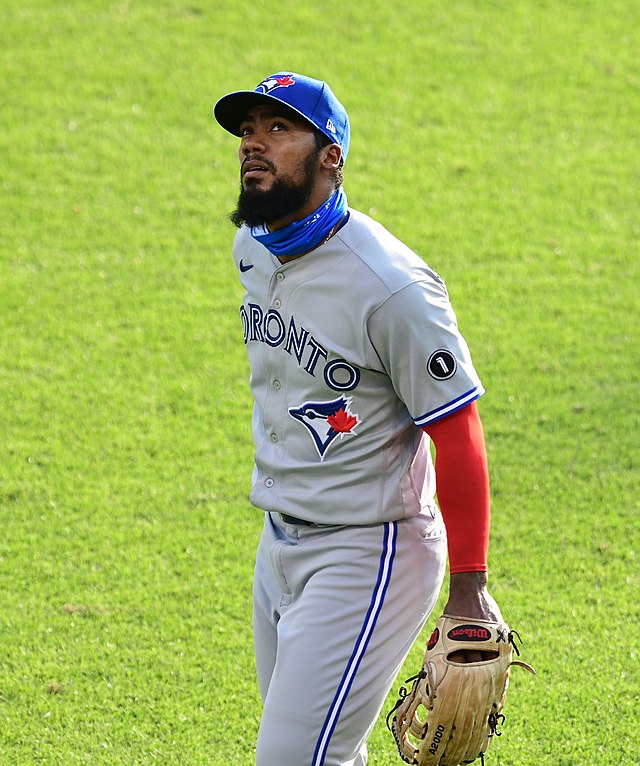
321, 143, 343, 170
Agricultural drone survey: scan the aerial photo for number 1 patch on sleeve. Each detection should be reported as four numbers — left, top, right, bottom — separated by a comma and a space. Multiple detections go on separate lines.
427, 350, 457, 380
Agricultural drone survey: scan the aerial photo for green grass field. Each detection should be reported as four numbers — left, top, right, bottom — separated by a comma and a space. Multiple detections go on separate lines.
1, 1, 638, 763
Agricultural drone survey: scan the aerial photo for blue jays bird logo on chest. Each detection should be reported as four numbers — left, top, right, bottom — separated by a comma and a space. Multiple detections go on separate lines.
289, 397, 360, 461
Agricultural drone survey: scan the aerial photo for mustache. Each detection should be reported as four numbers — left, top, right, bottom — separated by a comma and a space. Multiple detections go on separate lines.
241, 155, 277, 175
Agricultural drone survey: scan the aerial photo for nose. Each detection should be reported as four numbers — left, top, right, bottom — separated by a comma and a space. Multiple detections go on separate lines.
241, 129, 266, 156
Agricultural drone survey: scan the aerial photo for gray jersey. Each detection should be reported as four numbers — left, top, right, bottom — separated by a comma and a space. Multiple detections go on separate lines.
233, 208, 484, 525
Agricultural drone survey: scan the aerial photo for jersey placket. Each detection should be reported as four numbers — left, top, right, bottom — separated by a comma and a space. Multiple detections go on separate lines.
258, 266, 289, 498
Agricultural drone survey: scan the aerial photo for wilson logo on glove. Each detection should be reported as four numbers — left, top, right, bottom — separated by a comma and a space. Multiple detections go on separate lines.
447, 624, 491, 642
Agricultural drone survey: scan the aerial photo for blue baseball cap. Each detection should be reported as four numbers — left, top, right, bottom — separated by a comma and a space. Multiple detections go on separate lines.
214, 72, 350, 162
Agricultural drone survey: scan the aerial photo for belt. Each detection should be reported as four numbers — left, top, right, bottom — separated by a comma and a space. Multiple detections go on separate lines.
278, 512, 315, 526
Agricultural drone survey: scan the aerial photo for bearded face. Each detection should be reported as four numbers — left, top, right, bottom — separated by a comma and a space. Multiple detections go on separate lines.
230, 143, 320, 229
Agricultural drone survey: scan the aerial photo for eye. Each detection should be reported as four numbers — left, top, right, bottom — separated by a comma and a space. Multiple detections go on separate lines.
270, 121, 288, 132
239, 125, 253, 137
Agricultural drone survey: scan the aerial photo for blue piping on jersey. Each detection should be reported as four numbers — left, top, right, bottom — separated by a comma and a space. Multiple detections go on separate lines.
413, 385, 485, 428
312, 521, 398, 766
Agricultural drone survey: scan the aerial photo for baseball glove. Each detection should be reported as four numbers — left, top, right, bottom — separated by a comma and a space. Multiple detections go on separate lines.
387, 614, 535, 766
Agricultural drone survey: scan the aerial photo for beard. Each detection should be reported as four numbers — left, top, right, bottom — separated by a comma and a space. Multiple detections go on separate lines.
230, 149, 318, 229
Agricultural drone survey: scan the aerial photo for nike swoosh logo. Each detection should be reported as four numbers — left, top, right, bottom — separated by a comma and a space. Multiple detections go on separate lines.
239, 260, 254, 272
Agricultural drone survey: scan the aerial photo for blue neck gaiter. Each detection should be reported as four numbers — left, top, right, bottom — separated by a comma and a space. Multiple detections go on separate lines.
250, 187, 348, 258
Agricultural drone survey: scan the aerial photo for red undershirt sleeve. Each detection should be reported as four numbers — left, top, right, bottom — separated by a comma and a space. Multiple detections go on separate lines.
422, 401, 490, 574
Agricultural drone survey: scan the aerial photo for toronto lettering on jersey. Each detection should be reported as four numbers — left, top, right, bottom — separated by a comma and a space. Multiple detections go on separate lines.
240, 303, 361, 392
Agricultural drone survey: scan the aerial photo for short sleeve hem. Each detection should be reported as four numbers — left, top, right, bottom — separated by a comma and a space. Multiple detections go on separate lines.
413, 385, 485, 427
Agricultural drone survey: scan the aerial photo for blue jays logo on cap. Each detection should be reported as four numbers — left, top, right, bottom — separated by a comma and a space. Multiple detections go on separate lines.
256, 74, 296, 93
214, 71, 350, 160
289, 397, 360, 460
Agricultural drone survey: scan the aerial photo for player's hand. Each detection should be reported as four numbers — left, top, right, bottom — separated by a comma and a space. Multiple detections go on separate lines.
443, 571, 503, 663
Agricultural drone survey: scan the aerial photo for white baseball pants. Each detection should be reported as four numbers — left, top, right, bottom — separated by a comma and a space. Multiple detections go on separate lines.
252, 510, 447, 766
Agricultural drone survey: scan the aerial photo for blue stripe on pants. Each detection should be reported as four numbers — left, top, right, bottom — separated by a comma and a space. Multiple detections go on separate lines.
312, 521, 398, 766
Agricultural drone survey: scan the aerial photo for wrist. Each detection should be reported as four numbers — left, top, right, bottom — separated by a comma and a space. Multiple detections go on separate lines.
443, 572, 502, 622
449, 571, 488, 591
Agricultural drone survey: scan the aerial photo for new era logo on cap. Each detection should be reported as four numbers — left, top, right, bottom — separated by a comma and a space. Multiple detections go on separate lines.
326, 118, 336, 134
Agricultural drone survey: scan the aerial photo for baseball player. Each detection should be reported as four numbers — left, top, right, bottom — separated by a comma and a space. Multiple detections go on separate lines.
214, 72, 504, 766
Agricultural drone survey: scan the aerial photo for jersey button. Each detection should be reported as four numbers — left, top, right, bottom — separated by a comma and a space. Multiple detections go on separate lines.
265, 478, 274, 488
273, 380, 281, 390
276, 273, 285, 282
270, 433, 278, 443
273, 299, 282, 309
